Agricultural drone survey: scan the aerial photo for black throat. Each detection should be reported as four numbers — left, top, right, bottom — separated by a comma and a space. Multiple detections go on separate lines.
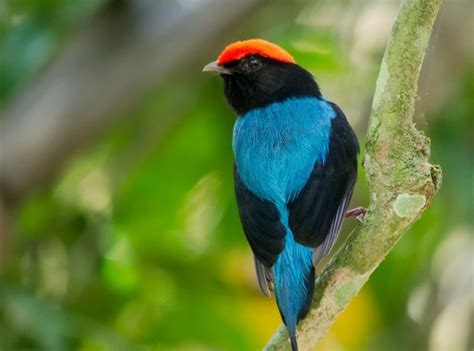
221, 57, 321, 115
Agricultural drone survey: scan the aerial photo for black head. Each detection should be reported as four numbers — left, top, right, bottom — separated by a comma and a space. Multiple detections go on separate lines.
205, 54, 321, 115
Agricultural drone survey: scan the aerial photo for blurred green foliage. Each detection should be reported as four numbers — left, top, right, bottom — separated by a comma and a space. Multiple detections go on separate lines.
0, 0, 104, 103
1, 1, 472, 350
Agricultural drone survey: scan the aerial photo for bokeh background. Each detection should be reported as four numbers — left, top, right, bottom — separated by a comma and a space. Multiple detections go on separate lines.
0, 0, 472, 350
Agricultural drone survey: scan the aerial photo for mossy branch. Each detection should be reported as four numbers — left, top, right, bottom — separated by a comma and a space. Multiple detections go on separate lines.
264, 0, 443, 349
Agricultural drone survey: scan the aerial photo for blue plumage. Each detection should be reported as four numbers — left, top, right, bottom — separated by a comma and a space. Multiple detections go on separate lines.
204, 42, 359, 350
273, 207, 313, 342
233, 97, 335, 203
233, 97, 336, 341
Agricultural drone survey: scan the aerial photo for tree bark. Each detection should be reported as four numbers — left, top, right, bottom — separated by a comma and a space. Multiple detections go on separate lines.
264, 0, 443, 349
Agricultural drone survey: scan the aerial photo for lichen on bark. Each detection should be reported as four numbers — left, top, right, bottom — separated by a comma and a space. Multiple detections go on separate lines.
264, 0, 443, 350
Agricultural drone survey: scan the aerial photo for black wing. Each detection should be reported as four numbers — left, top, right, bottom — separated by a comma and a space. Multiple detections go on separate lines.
234, 167, 286, 294
288, 102, 359, 263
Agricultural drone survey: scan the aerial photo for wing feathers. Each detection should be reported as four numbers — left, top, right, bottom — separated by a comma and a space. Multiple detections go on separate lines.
234, 167, 286, 268
254, 256, 275, 296
234, 100, 359, 296
289, 102, 359, 262
314, 186, 354, 265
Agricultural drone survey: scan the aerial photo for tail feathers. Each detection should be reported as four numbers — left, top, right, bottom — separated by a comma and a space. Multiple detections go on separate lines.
289, 332, 298, 351
278, 303, 298, 351
277, 281, 298, 351
278, 267, 315, 351
274, 235, 315, 351
298, 267, 315, 321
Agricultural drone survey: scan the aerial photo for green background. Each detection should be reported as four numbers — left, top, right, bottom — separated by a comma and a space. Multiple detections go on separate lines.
0, 0, 472, 350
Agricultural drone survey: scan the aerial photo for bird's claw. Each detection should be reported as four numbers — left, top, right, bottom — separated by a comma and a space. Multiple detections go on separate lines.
345, 207, 367, 224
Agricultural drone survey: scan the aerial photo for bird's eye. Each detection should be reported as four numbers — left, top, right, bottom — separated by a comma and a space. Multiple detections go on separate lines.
246, 57, 262, 71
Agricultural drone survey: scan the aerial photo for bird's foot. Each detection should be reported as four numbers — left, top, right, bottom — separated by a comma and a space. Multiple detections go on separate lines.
345, 207, 367, 224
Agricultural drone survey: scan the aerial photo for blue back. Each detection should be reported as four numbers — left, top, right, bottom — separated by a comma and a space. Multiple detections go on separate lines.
233, 96, 336, 334
233, 96, 335, 204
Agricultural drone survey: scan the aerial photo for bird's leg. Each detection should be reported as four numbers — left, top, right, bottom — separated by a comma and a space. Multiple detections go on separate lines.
345, 207, 366, 217
345, 207, 367, 224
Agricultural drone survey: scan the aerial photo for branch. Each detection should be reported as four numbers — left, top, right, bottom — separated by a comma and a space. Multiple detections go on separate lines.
264, 0, 443, 349
0, 0, 263, 204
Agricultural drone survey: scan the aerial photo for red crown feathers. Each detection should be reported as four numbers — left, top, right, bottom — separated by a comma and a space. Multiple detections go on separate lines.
216, 39, 296, 65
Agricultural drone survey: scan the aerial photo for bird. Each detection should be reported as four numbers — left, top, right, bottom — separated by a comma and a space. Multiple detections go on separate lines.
203, 39, 359, 351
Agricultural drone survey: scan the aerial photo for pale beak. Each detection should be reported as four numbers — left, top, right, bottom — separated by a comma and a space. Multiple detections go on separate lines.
202, 61, 232, 75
